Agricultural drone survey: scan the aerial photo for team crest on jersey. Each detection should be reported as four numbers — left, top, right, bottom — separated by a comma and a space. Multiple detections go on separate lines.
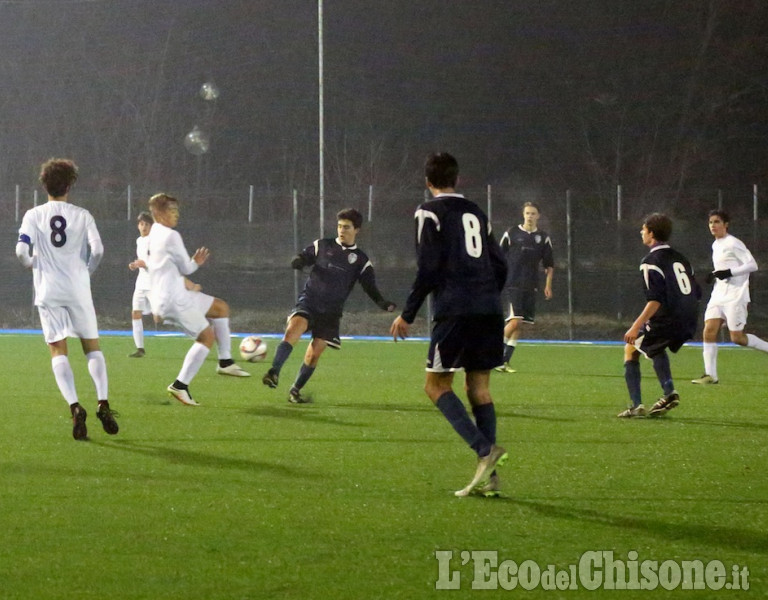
348, 253, 358, 264
535, 234, 542, 244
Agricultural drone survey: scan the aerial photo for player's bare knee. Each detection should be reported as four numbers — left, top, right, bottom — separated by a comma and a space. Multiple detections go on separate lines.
730, 330, 748, 345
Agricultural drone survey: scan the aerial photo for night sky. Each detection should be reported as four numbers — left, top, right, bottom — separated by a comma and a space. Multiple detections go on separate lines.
1, 0, 766, 217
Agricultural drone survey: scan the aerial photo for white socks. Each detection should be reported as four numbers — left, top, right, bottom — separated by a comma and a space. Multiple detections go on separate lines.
702, 342, 718, 381
51, 355, 78, 406
177, 342, 211, 385
86, 350, 109, 401
132, 318, 144, 349
746, 333, 768, 353
210, 318, 232, 360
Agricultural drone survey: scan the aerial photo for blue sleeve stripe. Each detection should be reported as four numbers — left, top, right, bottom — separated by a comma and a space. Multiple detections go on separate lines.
18, 234, 31, 245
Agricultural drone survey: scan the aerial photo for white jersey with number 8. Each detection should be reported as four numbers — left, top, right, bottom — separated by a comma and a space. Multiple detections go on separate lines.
18, 200, 102, 307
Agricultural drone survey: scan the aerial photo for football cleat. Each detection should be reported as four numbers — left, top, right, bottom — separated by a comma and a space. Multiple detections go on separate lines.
288, 387, 312, 404
617, 404, 646, 418
71, 403, 88, 441
494, 363, 516, 373
167, 385, 200, 407
474, 473, 501, 497
262, 369, 279, 389
128, 348, 145, 358
216, 363, 251, 377
691, 374, 718, 385
455, 445, 508, 497
649, 392, 679, 416
96, 402, 119, 435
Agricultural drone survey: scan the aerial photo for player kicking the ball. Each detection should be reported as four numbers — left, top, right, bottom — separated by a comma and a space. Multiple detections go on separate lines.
262, 208, 395, 403
147, 193, 250, 407
619, 213, 701, 418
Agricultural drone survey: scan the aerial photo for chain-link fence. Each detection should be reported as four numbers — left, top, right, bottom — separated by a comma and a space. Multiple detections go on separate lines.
3, 183, 766, 341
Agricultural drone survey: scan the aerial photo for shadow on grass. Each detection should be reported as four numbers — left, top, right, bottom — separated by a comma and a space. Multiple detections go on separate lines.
94, 440, 322, 479
676, 417, 768, 431
331, 402, 434, 413
243, 404, 369, 427
502, 498, 768, 554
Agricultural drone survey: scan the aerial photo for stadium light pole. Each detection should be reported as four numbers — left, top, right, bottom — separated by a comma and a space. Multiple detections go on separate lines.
318, 0, 325, 238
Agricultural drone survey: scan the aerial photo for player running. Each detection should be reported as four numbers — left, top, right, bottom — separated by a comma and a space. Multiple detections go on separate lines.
391, 152, 508, 497
692, 209, 768, 384
16, 158, 118, 440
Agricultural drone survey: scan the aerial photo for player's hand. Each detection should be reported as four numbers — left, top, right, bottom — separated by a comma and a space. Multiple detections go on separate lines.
713, 269, 732, 280
378, 299, 396, 312
192, 247, 210, 265
290, 256, 305, 270
544, 286, 553, 300
390, 315, 410, 341
623, 328, 639, 345
705, 271, 715, 285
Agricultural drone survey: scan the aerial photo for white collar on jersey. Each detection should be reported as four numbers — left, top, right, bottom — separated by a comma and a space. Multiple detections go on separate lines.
649, 243, 670, 252
335, 237, 357, 250
433, 192, 465, 199
518, 224, 539, 233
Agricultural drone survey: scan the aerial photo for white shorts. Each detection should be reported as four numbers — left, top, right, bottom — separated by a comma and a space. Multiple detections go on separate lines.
38, 303, 99, 343
704, 301, 748, 332
157, 291, 215, 338
132, 287, 153, 314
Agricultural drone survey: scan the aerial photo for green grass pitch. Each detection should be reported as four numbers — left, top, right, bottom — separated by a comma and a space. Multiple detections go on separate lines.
0, 334, 765, 598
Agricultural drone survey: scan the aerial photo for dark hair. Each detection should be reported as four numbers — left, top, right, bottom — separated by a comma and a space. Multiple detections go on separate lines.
708, 209, 730, 224
337, 208, 363, 230
137, 211, 154, 225
149, 193, 178, 213
40, 158, 78, 198
425, 152, 459, 189
643, 212, 672, 242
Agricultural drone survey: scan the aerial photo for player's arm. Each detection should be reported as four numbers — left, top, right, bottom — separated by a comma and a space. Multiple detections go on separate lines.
291, 241, 319, 270
544, 266, 554, 299
711, 242, 757, 280
184, 278, 202, 292
542, 236, 555, 299
400, 210, 442, 324
624, 300, 661, 344
358, 263, 396, 311
168, 231, 202, 275
86, 218, 104, 274
487, 230, 508, 291
15, 233, 33, 269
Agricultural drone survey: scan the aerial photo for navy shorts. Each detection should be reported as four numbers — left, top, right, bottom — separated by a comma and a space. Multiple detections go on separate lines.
289, 305, 342, 349
634, 323, 689, 358
503, 288, 536, 324
427, 314, 504, 373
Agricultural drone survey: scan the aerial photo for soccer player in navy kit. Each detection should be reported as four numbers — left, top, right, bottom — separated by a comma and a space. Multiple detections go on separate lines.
497, 202, 554, 373
262, 208, 395, 403
390, 153, 508, 497
619, 213, 701, 418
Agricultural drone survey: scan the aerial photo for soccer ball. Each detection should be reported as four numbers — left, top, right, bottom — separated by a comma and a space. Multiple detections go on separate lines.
239, 336, 268, 362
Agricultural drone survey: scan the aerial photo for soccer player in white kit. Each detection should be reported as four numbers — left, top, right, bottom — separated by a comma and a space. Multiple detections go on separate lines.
692, 209, 768, 384
127, 211, 154, 357
15, 158, 118, 440
147, 193, 249, 407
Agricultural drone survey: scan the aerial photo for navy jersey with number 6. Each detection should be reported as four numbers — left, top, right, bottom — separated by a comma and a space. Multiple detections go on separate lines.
641, 244, 701, 339
401, 194, 507, 322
